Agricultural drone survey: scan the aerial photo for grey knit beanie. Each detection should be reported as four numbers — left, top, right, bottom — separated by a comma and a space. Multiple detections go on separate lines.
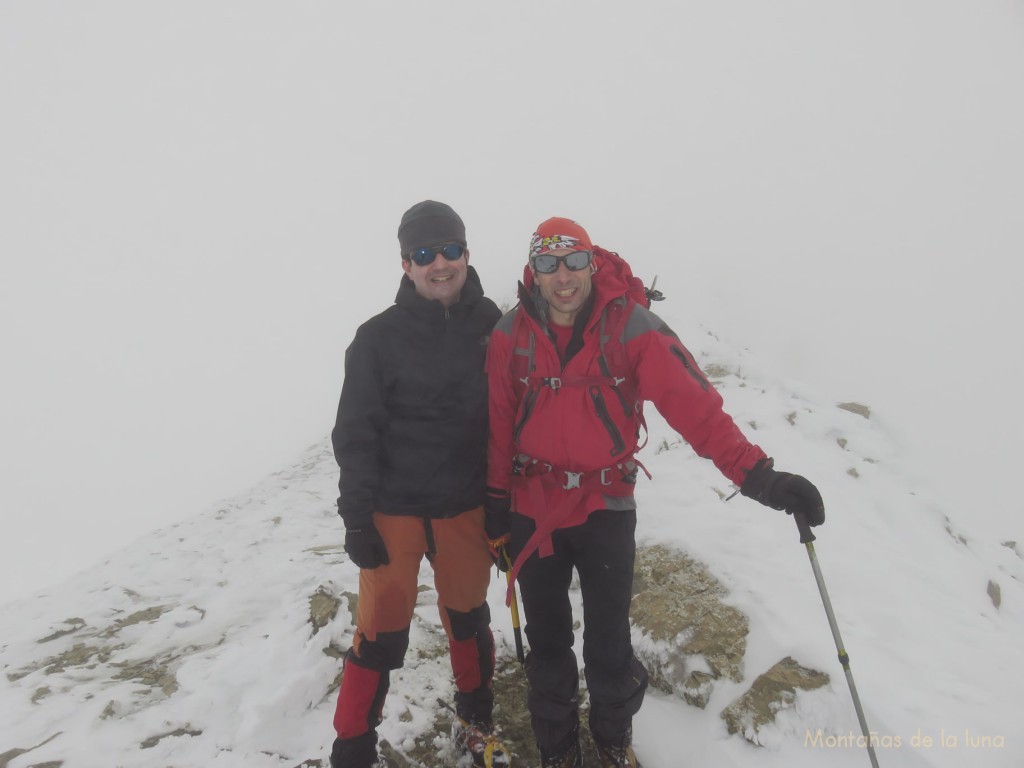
397, 200, 466, 255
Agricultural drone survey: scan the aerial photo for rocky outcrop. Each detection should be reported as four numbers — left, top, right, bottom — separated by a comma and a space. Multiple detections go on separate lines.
987, 579, 1002, 609
629, 545, 830, 744
837, 402, 871, 419
720, 656, 829, 745
630, 544, 749, 708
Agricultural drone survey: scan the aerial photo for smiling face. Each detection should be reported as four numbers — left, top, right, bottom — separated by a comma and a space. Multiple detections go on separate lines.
532, 247, 594, 326
402, 245, 470, 308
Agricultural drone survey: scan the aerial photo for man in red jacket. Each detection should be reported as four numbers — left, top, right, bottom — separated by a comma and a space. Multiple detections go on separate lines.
484, 217, 825, 768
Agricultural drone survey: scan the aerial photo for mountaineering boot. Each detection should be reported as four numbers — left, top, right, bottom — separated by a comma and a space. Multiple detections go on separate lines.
595, 730, 642, 768
536, 714, 582, 768
329, 749, 394, 768
330, 733, 395, 768
452, 716, 511, 767
540, 742, 581, 768
538, 730, 581, 768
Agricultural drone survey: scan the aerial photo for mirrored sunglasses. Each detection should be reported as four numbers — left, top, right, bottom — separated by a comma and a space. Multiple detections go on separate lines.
406, 242, 466, 266
531, 250, 593, 274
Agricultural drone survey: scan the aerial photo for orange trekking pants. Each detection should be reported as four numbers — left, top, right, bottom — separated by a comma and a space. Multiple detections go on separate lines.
334, 507, 495, 740
354, 507, 492, 646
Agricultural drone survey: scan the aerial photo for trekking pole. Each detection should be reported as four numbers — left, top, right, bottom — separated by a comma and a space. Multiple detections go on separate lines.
794, 513, 880, 768
500, 545, 525, 664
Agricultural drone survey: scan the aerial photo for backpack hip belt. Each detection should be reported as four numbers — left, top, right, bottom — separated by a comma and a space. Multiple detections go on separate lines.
512, 452, 643, 489
503, 453, 650, 607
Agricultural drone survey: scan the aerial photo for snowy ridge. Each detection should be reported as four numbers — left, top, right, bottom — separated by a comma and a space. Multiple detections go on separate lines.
2, 312, 1021, 767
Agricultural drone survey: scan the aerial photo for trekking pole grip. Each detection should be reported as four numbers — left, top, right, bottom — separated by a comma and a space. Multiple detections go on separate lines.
794, 511, 816, 544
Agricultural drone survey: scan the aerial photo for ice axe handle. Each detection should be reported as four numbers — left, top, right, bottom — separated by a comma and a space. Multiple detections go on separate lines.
794, 511, 817, 544
501, 546, 526, 665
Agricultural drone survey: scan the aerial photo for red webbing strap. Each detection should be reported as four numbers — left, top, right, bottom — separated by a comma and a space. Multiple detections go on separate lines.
505, 471, 586, 605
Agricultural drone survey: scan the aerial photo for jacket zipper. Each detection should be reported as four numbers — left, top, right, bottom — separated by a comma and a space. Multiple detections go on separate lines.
590, 385, 626, 456
671, 346, 709, 391
512, 388, 539, 442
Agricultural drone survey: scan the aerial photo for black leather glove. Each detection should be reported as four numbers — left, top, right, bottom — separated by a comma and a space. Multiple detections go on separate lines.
484, 488, 512, 571
740, 458, 825, 527
344, 524, 390, 569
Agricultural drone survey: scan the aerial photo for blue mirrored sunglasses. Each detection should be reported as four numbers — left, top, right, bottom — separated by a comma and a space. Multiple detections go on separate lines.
406, 242, 466, 266
531, 250, 593, 274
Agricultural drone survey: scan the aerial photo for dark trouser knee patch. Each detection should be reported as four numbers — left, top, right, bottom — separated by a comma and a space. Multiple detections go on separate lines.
355, 627, 410, 670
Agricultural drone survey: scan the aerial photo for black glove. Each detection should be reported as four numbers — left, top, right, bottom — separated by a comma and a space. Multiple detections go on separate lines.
344, 524, 390, 569
484, 488, 512, 571
740, 458, 825, 527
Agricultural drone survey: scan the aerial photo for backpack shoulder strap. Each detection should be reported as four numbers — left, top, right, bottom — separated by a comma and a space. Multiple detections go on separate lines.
596, 297, 649, 450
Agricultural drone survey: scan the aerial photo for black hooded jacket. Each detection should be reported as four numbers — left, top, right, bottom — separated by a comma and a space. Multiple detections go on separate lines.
332, 266, 501, 528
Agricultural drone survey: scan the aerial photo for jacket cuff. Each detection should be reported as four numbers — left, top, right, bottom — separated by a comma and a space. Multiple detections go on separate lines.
339, 507, 373, 531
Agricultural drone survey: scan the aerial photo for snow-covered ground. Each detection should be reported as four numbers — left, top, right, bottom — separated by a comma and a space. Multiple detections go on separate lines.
2, 305, 1020, 767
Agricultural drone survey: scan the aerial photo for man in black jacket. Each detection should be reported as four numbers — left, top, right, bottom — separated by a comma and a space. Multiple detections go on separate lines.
329, 201, 505, 768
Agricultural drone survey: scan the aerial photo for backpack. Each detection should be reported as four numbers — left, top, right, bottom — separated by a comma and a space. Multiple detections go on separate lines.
592, 245, 665, 309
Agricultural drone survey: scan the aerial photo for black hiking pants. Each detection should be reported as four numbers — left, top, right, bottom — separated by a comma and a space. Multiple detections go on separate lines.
510, 508, 648, 756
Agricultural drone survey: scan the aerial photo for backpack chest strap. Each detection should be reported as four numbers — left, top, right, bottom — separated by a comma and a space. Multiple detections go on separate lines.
518, 374, 625, 391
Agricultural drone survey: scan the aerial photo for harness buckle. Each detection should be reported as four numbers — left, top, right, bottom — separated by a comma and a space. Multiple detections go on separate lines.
600, 468, 612, 486
512, 454, 525, 476
547, 377, 562, 390
562, 471, 583, 490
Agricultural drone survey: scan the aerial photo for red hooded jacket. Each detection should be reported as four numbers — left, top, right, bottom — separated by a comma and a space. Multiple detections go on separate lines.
486, 249, 767, 580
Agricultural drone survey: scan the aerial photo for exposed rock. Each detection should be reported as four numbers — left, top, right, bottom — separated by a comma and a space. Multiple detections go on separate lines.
8, 643, 120, 682
837, 402, 870, 419
944, 516, 968, 546
683, 670, 716, 709
140, 726, 202, 749
720, 656, 829, 745
702, 363, 734, 380
309, 587, 341, 634
100, 605, 173, 638
322, 643, 346, 660
379, 739, 419, 768
111, 656, 179, 695
987, 579, 1001, 609
342, 591, 359, 623
306, 544, 345, 557
0, 733, 61, 768
37, 618, 86, 644
630, 544, 748, 706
